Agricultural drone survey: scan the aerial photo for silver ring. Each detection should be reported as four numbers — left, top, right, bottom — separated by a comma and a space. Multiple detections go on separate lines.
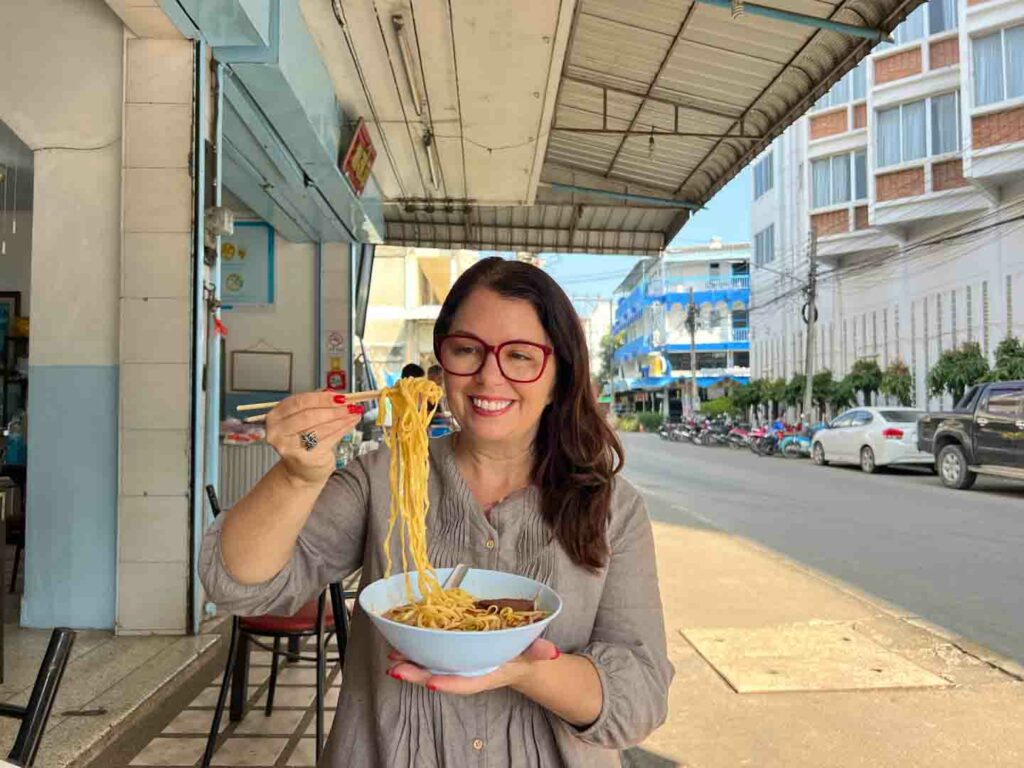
300, 431, 319, 451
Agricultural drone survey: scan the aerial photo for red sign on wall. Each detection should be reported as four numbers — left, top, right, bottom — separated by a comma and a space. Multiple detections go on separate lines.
341, 118, 376, 197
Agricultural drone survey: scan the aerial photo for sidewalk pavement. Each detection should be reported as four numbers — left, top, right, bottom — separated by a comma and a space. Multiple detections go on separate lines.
51, 521, 1024, 768
633, 519, 1024, 768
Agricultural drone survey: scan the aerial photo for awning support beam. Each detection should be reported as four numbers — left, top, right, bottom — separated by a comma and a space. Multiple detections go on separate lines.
540, 181, 702, 210
694, 0, 893, 43
552, 127, 764, 140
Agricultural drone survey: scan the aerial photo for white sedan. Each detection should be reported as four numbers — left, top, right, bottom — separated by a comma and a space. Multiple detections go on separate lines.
811, 407, 935, 473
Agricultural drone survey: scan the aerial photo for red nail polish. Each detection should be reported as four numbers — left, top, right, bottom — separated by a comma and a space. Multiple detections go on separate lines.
551, 648, 561, 660
387, 669, 402, 680
427, 683, 439, 692
348, 405, 364, 414
334, 395, 346, 404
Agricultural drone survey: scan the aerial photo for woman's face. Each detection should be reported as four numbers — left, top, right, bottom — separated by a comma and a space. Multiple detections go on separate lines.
442, 287, 557, 448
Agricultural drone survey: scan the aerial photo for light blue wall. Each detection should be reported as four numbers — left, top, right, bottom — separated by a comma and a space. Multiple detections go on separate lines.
21, 365, 118, 629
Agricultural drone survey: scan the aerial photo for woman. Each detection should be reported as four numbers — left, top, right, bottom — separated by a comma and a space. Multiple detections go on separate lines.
200, 257, 673, 766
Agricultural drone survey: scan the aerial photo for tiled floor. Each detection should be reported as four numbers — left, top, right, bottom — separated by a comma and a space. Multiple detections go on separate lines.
122, 638, 343, 768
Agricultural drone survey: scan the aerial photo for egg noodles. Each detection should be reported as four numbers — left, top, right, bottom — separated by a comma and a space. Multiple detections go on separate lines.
376, 377, 548, 631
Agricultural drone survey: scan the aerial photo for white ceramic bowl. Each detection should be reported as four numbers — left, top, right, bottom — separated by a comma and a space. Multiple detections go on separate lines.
359, 567, 562, 676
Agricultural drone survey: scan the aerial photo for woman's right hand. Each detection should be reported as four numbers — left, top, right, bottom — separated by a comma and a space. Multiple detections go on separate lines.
265, 392, 364, 487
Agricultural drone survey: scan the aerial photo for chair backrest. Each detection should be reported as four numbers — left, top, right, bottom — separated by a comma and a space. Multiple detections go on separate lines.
206, 484, 223, 519
1, 628, 76, 767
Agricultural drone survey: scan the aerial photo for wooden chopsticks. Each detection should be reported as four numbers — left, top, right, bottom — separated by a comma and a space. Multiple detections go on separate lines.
236, 390, 381, 424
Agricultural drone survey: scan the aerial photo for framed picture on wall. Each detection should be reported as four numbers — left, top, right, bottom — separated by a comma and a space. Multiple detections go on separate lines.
0, 292, 22, 356
231, 350, 293, 393
219, 222, 275, 308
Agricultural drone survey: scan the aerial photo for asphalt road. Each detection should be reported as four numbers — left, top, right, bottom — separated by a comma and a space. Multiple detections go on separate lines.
620, 432, 1024, 665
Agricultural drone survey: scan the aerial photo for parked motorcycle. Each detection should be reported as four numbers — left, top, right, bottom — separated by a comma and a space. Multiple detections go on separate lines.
779, 422, 828, 458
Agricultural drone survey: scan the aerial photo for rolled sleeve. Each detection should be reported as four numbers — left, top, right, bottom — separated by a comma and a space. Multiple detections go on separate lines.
199, 457, 372, 618
573, 488, 673, 748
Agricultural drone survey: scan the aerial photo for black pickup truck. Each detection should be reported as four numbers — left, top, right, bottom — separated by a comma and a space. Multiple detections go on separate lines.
918, 380, 1024, 489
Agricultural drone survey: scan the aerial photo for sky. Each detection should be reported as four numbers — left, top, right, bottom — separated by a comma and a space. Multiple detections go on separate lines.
541, 166, 752, 303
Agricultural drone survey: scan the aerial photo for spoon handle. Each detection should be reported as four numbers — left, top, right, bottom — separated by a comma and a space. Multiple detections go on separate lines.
443, 564, 470, 590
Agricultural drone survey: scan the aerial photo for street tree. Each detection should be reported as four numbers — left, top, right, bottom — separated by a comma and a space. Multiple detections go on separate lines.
848, 359, 883, 405
986, 336, 1024, 381
880, 359, 914, 406
784, 374, 807, 409
927, 342, 989, 403
812, 369, 835, 416
764, 378, 787, 418
830, 376, 857, 411
597, 332, 624, 383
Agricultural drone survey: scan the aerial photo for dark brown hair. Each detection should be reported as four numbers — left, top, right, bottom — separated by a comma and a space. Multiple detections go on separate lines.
434, 257, 624, 570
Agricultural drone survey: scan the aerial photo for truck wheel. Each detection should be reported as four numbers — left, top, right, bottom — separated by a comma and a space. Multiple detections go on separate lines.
938, 444, 977, 490
812, 442, 828, 466
860, 446, 877, 474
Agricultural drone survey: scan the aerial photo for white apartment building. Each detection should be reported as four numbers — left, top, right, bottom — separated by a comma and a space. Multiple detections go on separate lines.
361, 247, 478, 384
751, 0, 1024, 409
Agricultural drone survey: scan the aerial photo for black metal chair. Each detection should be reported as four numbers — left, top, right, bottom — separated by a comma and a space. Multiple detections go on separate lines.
200, 486, 353, 768
0, 627, 76, 767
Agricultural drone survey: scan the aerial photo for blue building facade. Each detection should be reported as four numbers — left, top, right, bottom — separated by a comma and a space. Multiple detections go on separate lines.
611, 240, 751, 417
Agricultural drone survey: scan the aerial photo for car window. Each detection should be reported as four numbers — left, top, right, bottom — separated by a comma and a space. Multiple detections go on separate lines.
831, 412, 854, 428
850, 411, 873, 426
981, 388, 1024, 416
956, 385, 981, 412
879, 410, 921, 423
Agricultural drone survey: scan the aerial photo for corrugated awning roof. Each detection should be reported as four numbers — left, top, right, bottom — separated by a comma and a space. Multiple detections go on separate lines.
312, 0, 920, 255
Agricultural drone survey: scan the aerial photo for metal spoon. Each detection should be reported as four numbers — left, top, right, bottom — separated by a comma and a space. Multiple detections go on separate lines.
443, 563, 470, 590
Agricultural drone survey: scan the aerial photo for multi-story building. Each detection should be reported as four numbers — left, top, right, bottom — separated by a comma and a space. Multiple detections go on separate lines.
611, 239, 750, 416
362, 247, 478, 383
751, 0, 1024, 410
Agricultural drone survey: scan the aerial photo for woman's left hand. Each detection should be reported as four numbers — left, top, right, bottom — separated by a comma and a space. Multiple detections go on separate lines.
386, 638, 560, 695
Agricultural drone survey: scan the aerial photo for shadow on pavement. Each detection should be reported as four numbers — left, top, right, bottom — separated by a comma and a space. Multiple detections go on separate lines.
622, 746, 684, 767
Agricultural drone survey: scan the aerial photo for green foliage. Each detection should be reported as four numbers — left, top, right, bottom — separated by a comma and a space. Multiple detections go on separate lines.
784, 374, 807, 407
848, 359, 883, 405
812, 370, 835, 412
598, 332, 625, 383
732, 379, 764, 411
986, 336, 1024, 382
635, 411, 664, 433
880, 359, 914, 406
701, 397, 735, 418
927, 342, 989, 403
830, 376, 857, 410
617, 416, 639, 432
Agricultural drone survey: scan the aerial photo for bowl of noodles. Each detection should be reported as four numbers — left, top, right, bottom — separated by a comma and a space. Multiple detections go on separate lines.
360, 567, 562, 676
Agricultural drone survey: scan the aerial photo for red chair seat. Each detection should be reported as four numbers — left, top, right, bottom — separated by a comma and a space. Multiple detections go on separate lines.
240, 598, 332, 634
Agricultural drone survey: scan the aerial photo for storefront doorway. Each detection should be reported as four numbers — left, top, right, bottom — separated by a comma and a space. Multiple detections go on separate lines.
0, 119, 33, 630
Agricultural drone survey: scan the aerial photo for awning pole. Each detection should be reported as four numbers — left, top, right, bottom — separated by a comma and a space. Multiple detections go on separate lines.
694, 0, 893, 43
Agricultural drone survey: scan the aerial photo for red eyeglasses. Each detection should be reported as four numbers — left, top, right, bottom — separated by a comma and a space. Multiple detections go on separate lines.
435, 334, 553, 383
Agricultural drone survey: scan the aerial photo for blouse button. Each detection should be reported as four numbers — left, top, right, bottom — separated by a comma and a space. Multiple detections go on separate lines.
472, 738, 484, 751
485, 538, 496, 550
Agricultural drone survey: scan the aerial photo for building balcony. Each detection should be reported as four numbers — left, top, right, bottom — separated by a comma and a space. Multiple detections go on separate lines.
612, 275, 750, 333
871, 154, 991, 231
870, 31, 961, 109
810, 203, 900, 263
965, 101, 1024, 187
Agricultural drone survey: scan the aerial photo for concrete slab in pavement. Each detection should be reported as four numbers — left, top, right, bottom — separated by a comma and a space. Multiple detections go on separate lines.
644, 521, 1024, 767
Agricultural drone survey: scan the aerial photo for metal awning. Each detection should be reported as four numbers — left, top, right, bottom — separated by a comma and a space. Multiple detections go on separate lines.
304, 0, 919, 254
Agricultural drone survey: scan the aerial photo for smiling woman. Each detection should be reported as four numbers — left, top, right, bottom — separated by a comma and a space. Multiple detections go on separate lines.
201, 256, 673, 767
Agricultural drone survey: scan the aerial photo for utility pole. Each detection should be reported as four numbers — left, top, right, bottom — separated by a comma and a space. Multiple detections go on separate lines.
686, 285, 698, 415
802, 229, 818, 421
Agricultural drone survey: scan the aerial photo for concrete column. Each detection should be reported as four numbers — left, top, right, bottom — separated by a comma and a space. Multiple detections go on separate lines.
0, 0, 124, 629
117, 38, 195, 634
321, 243, 353, 388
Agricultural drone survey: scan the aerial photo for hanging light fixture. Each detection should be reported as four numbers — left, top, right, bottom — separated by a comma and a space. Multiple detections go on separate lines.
731, 0, 745, 19
392, 15, 424, 117
648, 127, 656, 159
423, 129, 440, 190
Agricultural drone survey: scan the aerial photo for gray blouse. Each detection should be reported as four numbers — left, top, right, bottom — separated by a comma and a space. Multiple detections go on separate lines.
200, 435, 673, 767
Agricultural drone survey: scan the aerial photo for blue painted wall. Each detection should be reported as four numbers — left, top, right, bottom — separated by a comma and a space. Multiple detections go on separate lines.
21, 366, 118, 629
